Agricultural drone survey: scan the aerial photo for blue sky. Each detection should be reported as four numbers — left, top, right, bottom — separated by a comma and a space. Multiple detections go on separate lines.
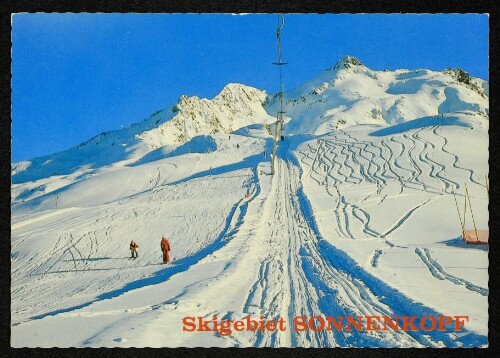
12, 13, 489, 162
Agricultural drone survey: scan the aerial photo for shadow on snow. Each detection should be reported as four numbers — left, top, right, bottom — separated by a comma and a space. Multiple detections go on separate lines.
369, 115, 469, 137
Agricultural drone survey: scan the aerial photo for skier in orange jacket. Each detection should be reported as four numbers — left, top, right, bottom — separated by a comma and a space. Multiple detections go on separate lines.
160, 236, 171, 263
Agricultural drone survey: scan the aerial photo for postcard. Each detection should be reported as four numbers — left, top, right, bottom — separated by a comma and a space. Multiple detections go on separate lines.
11, 13, 488, 347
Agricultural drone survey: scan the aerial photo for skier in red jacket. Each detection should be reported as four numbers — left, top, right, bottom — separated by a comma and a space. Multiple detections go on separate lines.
161, 236, 171, 263
130, 240, 139, 259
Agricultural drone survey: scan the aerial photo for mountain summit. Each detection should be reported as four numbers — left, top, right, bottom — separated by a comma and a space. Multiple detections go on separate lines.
329, 55, 364, 70
138, 83, 272, 148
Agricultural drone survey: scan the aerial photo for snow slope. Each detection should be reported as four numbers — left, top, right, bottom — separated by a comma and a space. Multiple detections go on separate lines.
11, 57, 489, 347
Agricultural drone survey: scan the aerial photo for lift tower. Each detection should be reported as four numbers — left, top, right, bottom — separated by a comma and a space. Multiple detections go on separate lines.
271, 14, 287, 175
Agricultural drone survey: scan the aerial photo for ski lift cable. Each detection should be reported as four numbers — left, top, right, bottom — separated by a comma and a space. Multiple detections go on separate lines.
451, 186, 464, 235
276, 14, 285, 65
464, 183, 479, 243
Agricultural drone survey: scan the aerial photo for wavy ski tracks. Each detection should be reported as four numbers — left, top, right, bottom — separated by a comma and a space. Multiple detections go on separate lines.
287, 153, 485, 347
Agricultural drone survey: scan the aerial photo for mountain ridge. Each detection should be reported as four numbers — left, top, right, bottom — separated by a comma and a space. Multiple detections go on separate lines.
12, 56, 488, 185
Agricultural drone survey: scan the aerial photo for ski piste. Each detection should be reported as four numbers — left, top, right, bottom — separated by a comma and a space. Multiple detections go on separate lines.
11, 58, 488, 347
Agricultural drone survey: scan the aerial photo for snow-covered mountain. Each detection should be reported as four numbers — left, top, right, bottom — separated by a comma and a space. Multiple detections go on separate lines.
12, 56, 488, 188
139, 83, 272, 146
11, 83, 274, 185
11, 57, 489, 348
267, 56, 488, 134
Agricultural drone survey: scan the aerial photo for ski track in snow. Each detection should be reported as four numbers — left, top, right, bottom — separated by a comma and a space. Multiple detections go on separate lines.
371, 249, 383, 268
415, 248, 488, 296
